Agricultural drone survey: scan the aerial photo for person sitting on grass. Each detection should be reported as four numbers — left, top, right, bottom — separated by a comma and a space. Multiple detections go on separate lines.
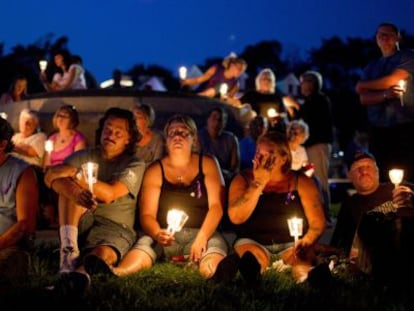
330, 150, 414, 283
0, 117, 39, 288
213, 132, 327, 285
44, 108, 145, 291
111, 114, 228, 279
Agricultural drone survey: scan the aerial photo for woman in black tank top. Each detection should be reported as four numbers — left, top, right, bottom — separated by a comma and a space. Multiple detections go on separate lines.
112, 114, 228, 279
223, 132, 326, 284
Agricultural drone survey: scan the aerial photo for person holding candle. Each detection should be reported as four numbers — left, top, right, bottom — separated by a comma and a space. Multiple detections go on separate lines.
41, 105, 87, 228
111, 114, 228, 279
40, 50, 87, 92
330, 150, 414, 283
355, 22, 414, 183
44, 107, 145, 291
237, 68, 299, 132
180, 54, 247, 102
0, 117, 39, 288
217, 132, 327, 284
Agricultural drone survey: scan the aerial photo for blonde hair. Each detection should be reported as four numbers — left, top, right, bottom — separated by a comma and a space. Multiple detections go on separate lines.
255, 68, 276, 93
286, 119, 310, 142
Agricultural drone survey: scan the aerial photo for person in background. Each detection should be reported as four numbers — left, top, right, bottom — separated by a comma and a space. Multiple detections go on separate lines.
0, 74, 28, 105
330, 150, 414, 283
132, 102, 165, 166
40, 50, 87, 92
355, 22, 414, 183
11, 109, 47, 168
197, 107, 240, 186
298, 70, 334, 224
286, 119, 310, 171
180, 54, 247, 102
44, 108, 145, 291
42, 105, 87, 228
111, 114, 227, 280
216, 132, 326, 284
239, 115, 268, 170
239, 68, 299, 133
72, 55, 99, 89
0, 118, 38, 288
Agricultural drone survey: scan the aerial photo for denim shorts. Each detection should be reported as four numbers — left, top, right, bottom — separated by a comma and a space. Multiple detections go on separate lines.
133, 228, 228, 263
234, 238, 293, 260
78, 213, 136, 263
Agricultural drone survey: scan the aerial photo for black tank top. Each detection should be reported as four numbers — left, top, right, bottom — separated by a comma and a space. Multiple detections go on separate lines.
235, 170, 309, 245
156, 154, 209, 228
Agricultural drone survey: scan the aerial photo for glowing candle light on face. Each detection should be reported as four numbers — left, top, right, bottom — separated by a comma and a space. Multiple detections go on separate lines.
179, 66, 187, 80
167, 209, 189, 235
389, 168, 404, 188
287, 217, 303, 244
39, 60, 48, 72
267, 108, 278, 118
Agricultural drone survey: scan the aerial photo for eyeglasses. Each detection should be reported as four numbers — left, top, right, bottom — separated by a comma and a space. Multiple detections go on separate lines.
167, 130, 192, 138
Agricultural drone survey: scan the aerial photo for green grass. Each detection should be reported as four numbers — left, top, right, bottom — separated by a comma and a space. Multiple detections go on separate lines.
1, 243, 413, 311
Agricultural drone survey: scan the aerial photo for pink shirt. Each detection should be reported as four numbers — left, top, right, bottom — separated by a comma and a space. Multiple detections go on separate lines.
49, 131, 86, 166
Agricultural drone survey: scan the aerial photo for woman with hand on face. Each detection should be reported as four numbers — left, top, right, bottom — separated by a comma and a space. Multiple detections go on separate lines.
111, 114, 228, 279
218, 132, 327, 284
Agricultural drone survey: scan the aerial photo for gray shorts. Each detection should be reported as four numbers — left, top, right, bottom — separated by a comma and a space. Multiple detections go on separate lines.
78, 213, 136, 263
133, 228, 227, 263
234, 238, 293, 260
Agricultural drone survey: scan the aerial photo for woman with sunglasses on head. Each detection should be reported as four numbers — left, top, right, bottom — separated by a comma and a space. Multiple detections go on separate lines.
43, 105, 87, 168
42, 105, 87, 228
111, 114, 228, 279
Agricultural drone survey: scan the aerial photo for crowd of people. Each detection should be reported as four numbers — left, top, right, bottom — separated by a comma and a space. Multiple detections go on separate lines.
1, 22, 414, 293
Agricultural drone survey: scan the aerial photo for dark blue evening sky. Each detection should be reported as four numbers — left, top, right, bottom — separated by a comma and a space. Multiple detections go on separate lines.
1, 0, 413, 82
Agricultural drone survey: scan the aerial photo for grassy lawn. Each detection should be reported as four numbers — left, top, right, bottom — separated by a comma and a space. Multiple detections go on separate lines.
1, 242, 413, 311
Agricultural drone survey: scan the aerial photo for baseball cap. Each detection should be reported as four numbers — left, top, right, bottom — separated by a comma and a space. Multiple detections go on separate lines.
346, 150, 376, 170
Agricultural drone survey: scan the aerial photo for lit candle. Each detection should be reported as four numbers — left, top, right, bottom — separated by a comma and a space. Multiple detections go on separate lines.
389, 168, 404, 188
398, 80, 406, 106
287, 217, 303, 243
0, 112, 8, 120
219, 83, 228, 97
179, 66, 187, 80
39, 60, 48, 72
267, 108, 278, 118
167, 209, 189, 235
44, 140, 53, 154
82, 162, 99, 194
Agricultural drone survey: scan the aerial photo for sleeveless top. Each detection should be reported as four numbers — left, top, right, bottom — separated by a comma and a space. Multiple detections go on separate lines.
234, 170, 309, 245
49, 131, 86, 166
157, 154, 209, 229
198, 64, 238, 94
0, 156, 30, 234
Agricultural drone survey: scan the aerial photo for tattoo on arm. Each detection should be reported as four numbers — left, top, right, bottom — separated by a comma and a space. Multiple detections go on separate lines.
230, 196, 248, 209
